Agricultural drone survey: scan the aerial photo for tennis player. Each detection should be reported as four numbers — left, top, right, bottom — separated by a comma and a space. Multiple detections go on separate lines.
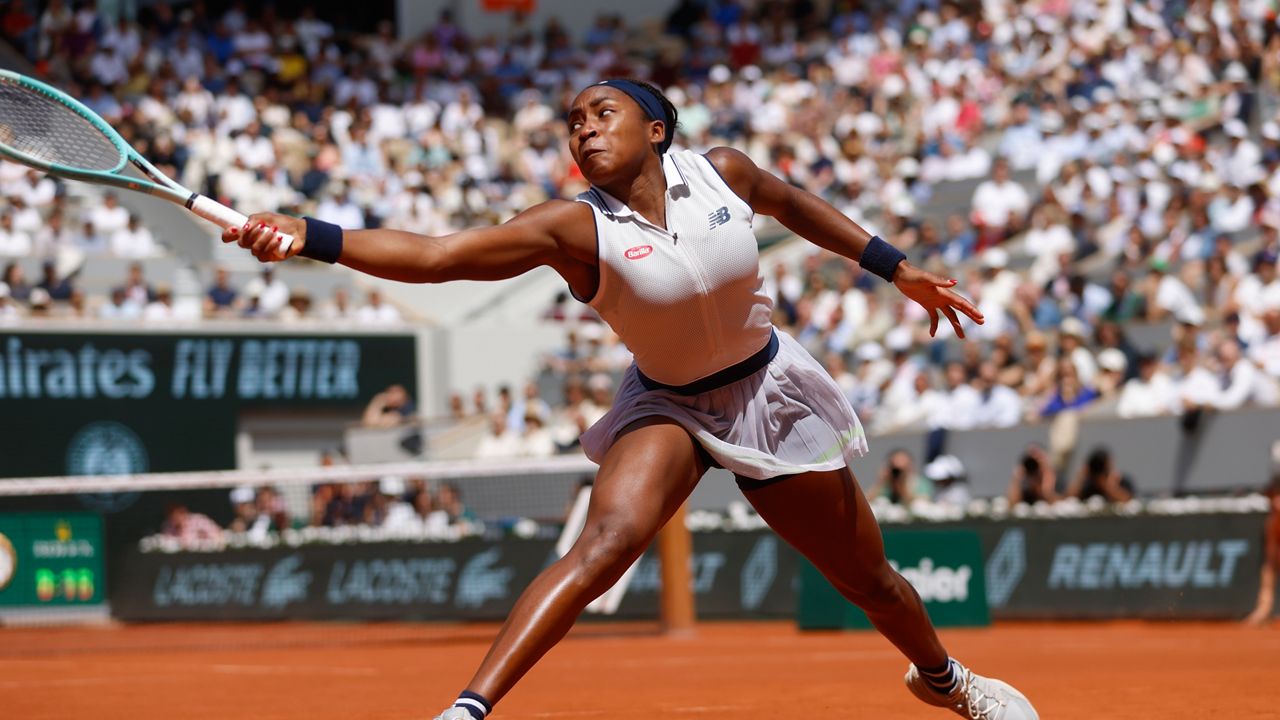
228, 79, 1038, 720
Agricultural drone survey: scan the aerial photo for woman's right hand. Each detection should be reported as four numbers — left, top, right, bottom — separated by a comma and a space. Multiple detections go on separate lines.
222, 212, 307, 263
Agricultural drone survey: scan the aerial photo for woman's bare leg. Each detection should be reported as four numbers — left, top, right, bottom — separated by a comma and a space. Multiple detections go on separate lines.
463, 417, 706, 704
740, 468, 948, 667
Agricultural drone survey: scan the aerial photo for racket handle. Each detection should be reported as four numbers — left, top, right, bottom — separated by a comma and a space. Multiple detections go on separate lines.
187, 194, 295, 255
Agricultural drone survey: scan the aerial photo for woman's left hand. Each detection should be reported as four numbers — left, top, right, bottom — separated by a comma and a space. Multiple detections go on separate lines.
892, 262, 984, 339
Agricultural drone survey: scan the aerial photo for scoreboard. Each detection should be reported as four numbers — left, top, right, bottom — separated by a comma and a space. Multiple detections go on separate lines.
0, 513, 104, 609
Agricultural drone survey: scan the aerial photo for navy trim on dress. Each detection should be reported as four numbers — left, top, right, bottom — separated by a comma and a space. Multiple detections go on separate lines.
636, 329, 778, 396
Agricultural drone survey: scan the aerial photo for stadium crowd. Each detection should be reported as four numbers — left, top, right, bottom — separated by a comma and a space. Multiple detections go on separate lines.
2, 1, 1280, 501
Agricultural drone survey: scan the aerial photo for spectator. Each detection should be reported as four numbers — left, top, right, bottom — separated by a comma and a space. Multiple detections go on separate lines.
362, 384, 416, 428
923, 454, 970, 507
204, 267, 238, 316
1065, 447, 1135, 503
1008, 444, 1058, 506
88, 191, 129, 238
1118, 352, 1177, 418
433, 482, 479, 533
870, 449, 930, 506
476, 412, 520, 459
519, 413, 556, 458
242, 266, 289, 317
355, 288, 402, 324
319, 287, 355, 321
161, 504, 223, 546
35, 261, 72, 302
1214, 339, 1275, 410
1041, 358, 1099, 419
0, 283, 19, 322
142, 284, 175, 322
0, 211, 32, 256
970, 158, 1029, 250
114, 262, 154, 312
972, 360, 1022, 428
109, 213, 158, 258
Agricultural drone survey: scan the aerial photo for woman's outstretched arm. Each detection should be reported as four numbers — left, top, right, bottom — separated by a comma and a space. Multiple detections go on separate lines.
704, 146, 984, 339
223, 199, 596, 287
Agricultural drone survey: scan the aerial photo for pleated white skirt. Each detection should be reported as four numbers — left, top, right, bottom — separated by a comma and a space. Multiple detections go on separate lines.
579, 329, 868, 480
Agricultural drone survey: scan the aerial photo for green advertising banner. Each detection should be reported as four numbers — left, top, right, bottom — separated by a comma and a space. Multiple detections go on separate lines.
798, 528, 990, 630
0, 332, 417, 478
0, 513, 104, 608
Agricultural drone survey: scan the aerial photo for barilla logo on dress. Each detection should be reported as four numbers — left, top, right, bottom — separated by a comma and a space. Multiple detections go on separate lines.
624, 245, 653, 260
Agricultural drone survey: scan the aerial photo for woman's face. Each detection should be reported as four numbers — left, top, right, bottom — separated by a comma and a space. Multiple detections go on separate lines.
567, 86, 665, 187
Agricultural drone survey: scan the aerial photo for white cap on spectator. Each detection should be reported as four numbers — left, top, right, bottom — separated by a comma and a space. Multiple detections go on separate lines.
742, 65, 762, 81
1069, 95, 1091, 113
1098, 349, 1127, 373
885, 327, 913, 353
924, 456, 952, 481
587, 372, 613, 392
1082, 114, 1105, 131
379, 475, 406, 496
881, 74, 905, 98
856, 341, 884, 362
1225, 62, 1249, 83
230, 486, 255, 504
1137, 102, 1159, 121
1263, 122, 1280, 141
28, 287, 50, 307
1060, 317, 1087, 339
1039, 112, 1063, 133
896, 157, 921, 178
1093, 86, 1116, 104
709, 64, 731, 84
982, 247, 1009, 270
1224, 119, 1247, 139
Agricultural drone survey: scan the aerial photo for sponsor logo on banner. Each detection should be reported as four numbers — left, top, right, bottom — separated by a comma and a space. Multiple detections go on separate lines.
1047, 540, 1249, 590
891, 558, 973, 603
455, 549, 514, 608
740, 535, 778, 611
326, 558, 457, 605
986, 529, 1026, 608
261, 554, 311, 609
624, 245, 653, 260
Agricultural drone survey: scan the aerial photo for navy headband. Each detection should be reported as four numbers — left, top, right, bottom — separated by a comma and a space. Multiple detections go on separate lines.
596, 79, 674, 153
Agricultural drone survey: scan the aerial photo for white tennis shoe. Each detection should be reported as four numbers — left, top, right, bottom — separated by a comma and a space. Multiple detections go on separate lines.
432, 708, 480, 720
905, 660, 1039, 719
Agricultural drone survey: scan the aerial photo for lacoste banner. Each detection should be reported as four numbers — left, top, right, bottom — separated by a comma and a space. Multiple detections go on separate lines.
975, 513, 1267, 619
110, 531, 801, 621
797, 529, 989, 630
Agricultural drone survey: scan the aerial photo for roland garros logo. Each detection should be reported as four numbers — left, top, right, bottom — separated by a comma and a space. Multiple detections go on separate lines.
624, 245, 653, 260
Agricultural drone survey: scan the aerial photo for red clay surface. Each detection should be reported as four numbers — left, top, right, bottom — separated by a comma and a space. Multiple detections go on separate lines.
1, 620, 1278, 719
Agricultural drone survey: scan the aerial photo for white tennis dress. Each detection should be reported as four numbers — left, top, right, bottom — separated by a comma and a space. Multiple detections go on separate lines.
575, 150, 868, 479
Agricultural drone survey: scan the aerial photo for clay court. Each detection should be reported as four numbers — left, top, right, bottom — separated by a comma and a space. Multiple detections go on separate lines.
2, 620, 1277, 719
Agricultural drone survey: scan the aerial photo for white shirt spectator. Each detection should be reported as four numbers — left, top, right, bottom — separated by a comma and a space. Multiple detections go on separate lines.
233, 131, 275, 170
89, 201, 130, 237
315, 194, 366, 229
1154, 273, 1204, 325
356, 300, 402, 325
1117, 371, 1177, 418
0, 223, 32, 256
175, 81, 216, 126
21, 175, 56, 208
89, 48, 129, 85
973, 384, 1023, 428
243, 273, 289, 316
1174, 365, 1220, 410
214, 91, 256, 136
1215, 357, 1273, 409
930, 383, 981, 431
110, 224, 158, 258
971, 176, 1029, 229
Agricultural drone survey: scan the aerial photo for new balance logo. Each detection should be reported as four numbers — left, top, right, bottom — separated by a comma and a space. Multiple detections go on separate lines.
708, 206, 730, 229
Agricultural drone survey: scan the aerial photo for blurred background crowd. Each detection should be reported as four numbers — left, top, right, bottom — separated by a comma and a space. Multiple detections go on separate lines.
2, 0, 1280, 513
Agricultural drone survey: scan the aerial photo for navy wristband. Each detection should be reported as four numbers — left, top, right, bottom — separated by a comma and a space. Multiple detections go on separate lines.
300, 216, 343, 264
859, 235, 906, 282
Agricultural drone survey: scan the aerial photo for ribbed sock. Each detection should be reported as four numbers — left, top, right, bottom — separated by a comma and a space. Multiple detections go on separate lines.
454, 690, 492, 719
919, 658, 960, 695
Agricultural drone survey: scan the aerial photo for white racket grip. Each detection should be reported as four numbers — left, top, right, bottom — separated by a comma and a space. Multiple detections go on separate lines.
188, 194, 295, 255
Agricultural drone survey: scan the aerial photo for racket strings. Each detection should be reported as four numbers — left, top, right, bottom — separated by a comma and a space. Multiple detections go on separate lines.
0, 77, 124, 172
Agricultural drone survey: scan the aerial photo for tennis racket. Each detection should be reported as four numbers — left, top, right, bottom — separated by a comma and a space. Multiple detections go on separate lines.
0, 69, 293, 255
